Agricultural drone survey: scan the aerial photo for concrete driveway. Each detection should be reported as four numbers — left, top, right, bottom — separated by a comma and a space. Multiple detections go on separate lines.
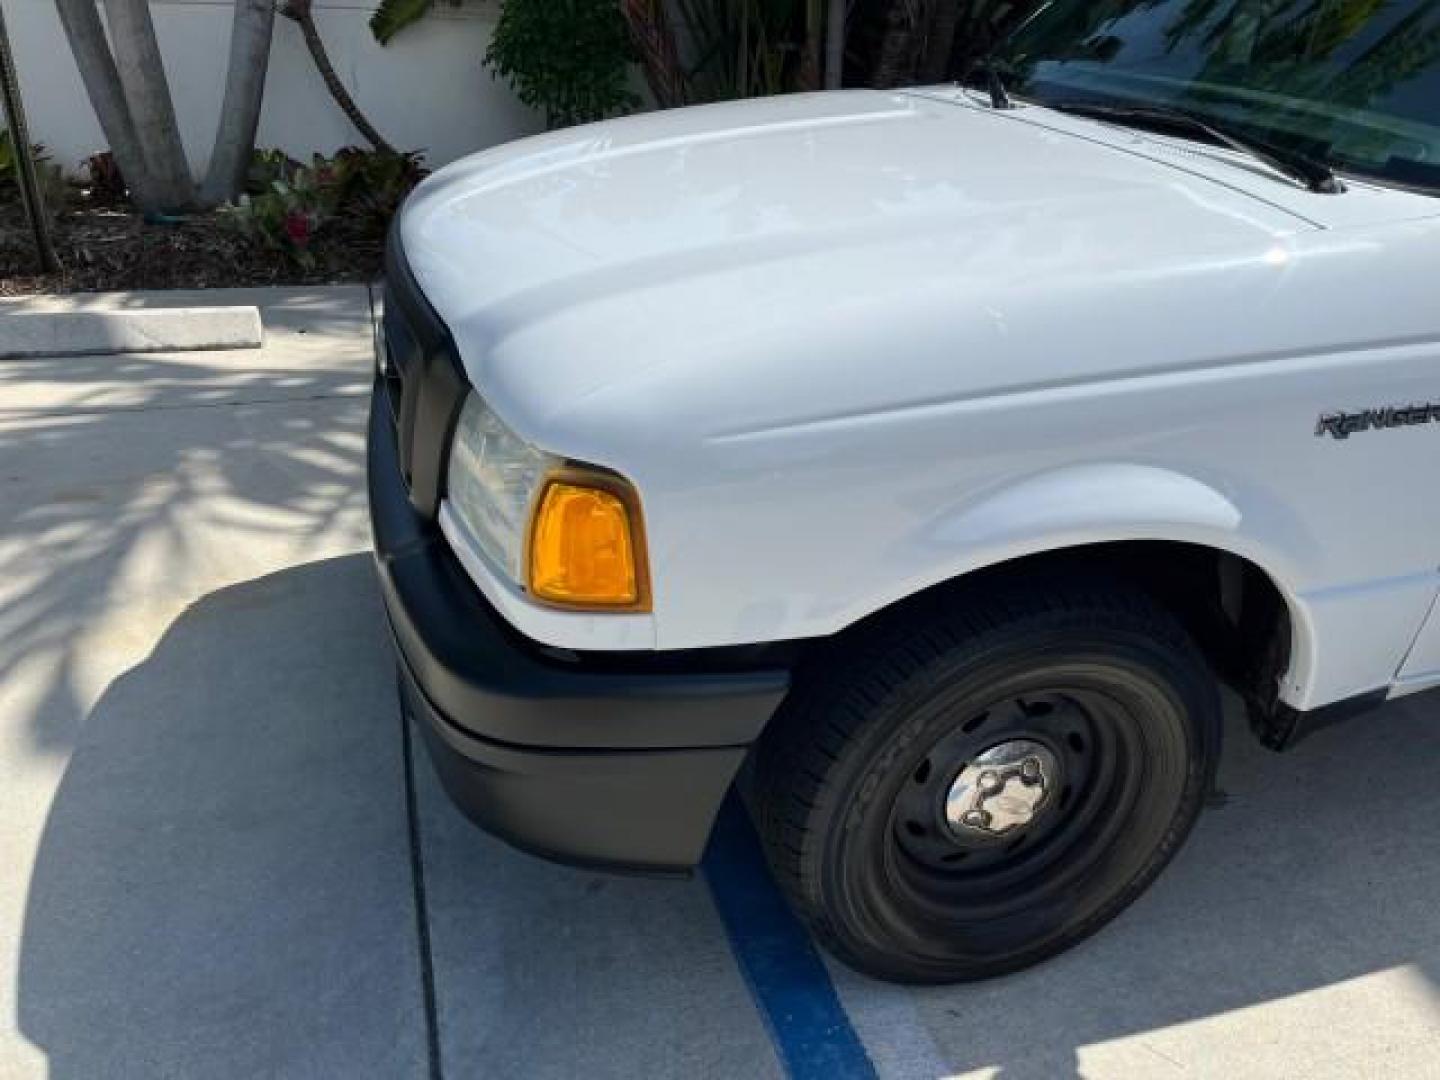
3, 287, 1439, 1079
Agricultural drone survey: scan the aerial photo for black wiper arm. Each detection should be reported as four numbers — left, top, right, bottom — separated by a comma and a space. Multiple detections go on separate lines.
969, 55, 1014, 111
1046, 100, 1343, 195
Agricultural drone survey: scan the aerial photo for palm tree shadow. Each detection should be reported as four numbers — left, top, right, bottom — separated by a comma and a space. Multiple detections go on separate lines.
0, 288, 374, 760
3, 288, 423, 1075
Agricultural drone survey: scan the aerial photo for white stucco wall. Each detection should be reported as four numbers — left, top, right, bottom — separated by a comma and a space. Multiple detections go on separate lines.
8, 0, 544, 176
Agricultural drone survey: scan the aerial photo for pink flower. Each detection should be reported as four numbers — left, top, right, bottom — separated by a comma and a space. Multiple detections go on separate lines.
283, 210, 312, 247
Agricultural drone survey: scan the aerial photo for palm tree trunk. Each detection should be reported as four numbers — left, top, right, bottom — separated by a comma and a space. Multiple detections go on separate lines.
201, 0, 276, 205
102, 0, 195, 210
0, 2, 59, 270
871, 1, 917, 88
53, 0, 164, 211
824, 0, 847, 88
921, 0, 961, 83
798, 0, 824, 90
737, 0, 751, 96
282, 0, 395, 154
620, 0, 686, 108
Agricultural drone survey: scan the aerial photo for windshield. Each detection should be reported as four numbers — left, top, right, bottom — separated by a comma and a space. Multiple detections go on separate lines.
996, 0, 1440, 194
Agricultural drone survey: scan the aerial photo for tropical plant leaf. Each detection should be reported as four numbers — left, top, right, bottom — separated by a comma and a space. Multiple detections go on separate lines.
369, 0, 441, 45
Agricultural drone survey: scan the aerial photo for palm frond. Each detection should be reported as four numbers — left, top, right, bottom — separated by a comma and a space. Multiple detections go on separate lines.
369, 0, 460, 45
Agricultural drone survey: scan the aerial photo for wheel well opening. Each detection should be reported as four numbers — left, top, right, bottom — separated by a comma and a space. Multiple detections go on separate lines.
843, 541, 1294, 747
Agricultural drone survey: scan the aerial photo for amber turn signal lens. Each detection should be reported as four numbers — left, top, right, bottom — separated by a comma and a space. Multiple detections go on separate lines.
528, 479, 645, 608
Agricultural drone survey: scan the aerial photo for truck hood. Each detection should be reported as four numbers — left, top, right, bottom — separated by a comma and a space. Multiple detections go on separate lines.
398, 89, 1435, 459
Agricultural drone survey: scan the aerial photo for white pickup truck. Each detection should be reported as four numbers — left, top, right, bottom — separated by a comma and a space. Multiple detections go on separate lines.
370, 0, 1440, 983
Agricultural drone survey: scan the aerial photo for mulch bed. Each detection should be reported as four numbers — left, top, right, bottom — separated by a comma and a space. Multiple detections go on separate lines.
1, 202, 384, 295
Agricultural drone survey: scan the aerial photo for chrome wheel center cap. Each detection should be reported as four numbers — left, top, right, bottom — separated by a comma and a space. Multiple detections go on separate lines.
945, 740, 1060, 838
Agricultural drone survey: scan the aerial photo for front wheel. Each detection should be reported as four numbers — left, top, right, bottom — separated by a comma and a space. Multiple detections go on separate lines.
755, 581, 1221, 984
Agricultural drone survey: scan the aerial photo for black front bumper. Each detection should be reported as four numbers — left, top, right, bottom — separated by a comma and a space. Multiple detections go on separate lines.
369, 388, 790, 873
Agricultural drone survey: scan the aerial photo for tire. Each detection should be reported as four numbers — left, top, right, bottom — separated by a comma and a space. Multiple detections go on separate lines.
754, 579, 1221, 984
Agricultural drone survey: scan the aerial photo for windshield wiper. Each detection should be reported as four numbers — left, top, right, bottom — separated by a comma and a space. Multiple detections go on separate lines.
1045, 100, 1343, 195
968, 55, 1014, 111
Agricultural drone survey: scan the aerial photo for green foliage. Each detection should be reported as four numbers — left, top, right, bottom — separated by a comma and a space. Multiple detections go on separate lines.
331, 146, 428, 229
0, 130, 68, 213
369, 0, 463, 45
222, 147, 426, 267
223, 175, 325, 268
485, 0, 638, 128
672, 0, 820, 100
244, 148, 304, 195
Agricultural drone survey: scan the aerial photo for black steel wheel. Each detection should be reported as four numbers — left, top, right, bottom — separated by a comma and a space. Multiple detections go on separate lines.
755, 580, 1221, 984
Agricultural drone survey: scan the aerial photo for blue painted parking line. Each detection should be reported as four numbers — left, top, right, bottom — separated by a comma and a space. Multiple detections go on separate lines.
703, 794, 878, 1080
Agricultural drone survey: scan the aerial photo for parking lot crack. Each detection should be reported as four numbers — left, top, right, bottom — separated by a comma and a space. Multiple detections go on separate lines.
401, 700, 445, 1080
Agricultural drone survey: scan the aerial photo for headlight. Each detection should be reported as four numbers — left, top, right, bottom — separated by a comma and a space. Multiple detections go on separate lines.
447, 393, 556, 585
446, 393, 649, 611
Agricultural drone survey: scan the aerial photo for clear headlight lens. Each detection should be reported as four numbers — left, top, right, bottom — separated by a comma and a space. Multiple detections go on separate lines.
446, 392, 650, 611
446, 393, 555, 584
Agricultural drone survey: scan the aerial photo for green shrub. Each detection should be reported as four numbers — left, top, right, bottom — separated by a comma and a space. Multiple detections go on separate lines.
329, 146, 426, 229
222, 147, 425, 267
244, 148, 304, 196
485, 0, 638, 128
0, 130, 67, 213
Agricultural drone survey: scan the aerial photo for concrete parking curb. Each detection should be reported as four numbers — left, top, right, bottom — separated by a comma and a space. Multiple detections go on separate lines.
0, 306, 263, 359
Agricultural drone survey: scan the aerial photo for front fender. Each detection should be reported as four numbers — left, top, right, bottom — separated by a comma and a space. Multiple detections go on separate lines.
877, 463, 1322, 706
926, 463, 1245, 555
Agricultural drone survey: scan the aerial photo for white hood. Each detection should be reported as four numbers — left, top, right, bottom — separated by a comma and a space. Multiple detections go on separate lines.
398, 89, 1437, 464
